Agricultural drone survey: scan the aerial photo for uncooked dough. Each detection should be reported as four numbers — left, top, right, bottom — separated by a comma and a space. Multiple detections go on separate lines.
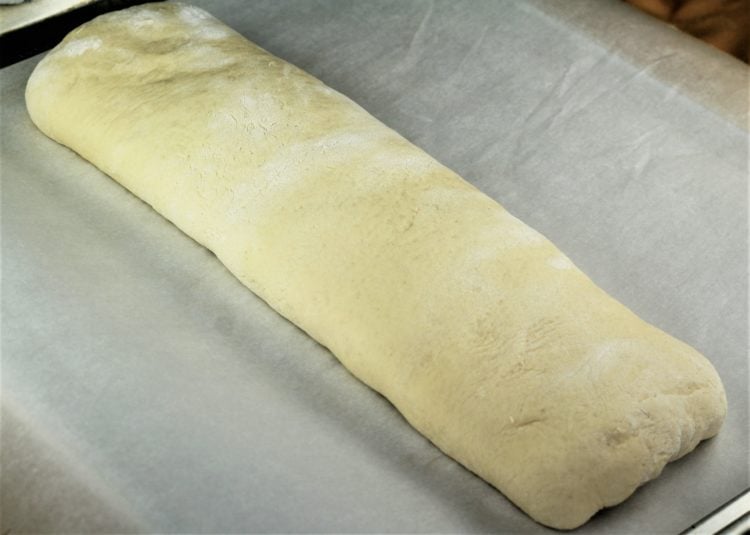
25, 2, 727, 529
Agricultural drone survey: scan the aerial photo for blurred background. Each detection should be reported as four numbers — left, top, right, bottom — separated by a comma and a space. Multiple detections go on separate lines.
625, 0, 750, 62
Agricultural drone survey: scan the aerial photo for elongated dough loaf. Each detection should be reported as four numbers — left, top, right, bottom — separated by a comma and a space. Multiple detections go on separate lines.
26, 2, 726, 529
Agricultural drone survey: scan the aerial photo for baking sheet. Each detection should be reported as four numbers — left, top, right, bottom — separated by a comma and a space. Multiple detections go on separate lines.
1, 0, 748, 532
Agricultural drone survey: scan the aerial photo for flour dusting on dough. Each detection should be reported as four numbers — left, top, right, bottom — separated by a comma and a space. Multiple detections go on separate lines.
371, 148, 439, 176
186, 44, 235, 69
548, 254, 574, 270
221, 130, 389, 226
125, 9, 165, 28
178, 4, 230, 39
59, 37, 102, 57
195, 25, 232, 40
240, 95, 256, 109
499, 211, 547, 247
178, 4, 212, 24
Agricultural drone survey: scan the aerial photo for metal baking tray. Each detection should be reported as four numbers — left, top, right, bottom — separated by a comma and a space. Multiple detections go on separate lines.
2, 0, 747, 532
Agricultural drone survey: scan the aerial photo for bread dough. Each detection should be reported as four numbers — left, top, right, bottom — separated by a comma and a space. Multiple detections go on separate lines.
25, 3, 727, 529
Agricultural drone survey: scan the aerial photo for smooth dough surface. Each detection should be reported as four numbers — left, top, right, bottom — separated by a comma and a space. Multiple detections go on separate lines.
26, 3, 727, 529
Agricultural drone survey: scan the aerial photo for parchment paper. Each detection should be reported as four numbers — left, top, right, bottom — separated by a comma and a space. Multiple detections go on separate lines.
2, 0, 748, 532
